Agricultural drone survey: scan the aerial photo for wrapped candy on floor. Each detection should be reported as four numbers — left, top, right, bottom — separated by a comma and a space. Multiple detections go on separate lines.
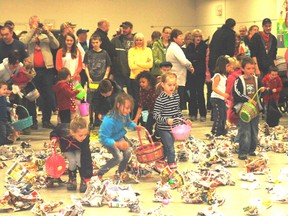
272, 142, 288, 153
114, 171, 140, 184
241, 182, 262, 190
239, 172, 258, 182
0, 162, 7, 169
245, 155, 270, 174
59, 201, 85, 216
242, 197, 272, 216
153, 182, 172, 203
127, 199, 141, 213
139, 204, 168, 216
126, 156, 153, 179
160, 166, 184, 189
82, 176, 106, 207
266, 185, 288, 203
197, 205, 224, 216
31, 199, 63, 215
201, 166, 235, 187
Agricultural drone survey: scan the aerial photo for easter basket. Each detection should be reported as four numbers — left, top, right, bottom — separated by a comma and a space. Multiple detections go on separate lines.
12, 105, 33, 131
171, 118, 191, 141
45, 145, 66, 178
239, 89, 261, 123
135, 128, 164, 164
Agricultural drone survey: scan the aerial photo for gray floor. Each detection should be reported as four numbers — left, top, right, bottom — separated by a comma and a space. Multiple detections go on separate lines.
1, 111, 288, 215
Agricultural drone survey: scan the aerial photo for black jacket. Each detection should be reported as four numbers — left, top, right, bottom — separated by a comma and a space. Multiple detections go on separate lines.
208, 24, 236, 74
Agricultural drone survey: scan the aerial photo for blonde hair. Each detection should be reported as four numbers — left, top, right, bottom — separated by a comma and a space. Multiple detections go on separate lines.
184, 31, 192, 46
227, 56, 241, 69
161, 72, 177, 83
191, 29, 203, 41
133, 33, 145, 49
70, 117, 88, 132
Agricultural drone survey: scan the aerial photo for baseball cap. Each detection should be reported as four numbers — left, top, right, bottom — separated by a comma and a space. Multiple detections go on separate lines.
120, 21, 133, 28
76, 28, 89, 35
60, 22, 76, 32
262, 18, 272, 26
160, 61, 173, 68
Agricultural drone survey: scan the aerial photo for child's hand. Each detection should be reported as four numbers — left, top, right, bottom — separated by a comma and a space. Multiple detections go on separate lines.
13, 104, 17, 109
115, 140, 129, 150
97, 114, 103, 121
272, 88, 277, 93
223, 93, 229, 99
185, 119, 192, 126
167, 118, 174, 126
134, 125, 143, 131
260, 87, 266, 92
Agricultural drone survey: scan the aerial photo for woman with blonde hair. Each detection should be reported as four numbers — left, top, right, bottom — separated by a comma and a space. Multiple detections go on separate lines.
128, 33, 153, 118
185, 29, 208, 121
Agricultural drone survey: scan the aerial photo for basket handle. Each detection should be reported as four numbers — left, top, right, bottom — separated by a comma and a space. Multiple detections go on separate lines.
137, 127, 155, 147
16, 105, 30, 117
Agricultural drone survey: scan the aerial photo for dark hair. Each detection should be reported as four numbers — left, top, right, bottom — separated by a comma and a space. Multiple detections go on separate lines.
241, 56, 255, 68
91, 34, 102, 41
214, 55, 229, 75
8, 51, 21, 65
4, 20, 14, 27
162, 26, 172, 33
269, 66, 279, 73
151, 31, 161, 41
248, 25, 259, 34
63, 32, 77, 59
99, 79, 113, 94
136, 71, 157, 88
170, 29, 183, 42
0, 81, 8, 88
58, 67, 71, 80
225, 18, 236, 28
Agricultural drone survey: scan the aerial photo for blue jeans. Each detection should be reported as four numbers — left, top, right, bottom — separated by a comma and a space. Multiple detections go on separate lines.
238, 115, 259, 155
0, 120, 11, 145
63, 150, 81, 171
210, 98, 226, 136
97, 137, 132, 176
158, 130, 175, 164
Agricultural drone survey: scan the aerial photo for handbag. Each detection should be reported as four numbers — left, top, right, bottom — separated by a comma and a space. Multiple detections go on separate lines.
24, 82, 40, 102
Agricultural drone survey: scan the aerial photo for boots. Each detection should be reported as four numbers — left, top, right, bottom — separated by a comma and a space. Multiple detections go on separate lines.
79, 177, 87, 193
67, 170, 77, 191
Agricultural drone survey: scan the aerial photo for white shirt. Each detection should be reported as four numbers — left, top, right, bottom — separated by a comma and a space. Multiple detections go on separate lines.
211, 73, 227, 100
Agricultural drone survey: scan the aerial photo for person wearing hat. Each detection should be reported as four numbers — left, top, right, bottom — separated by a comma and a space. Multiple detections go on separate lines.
249, 18, 277, 79
57, 22, 76, 48
111, 21, 135, 89
90, 19, 116, 60
76, 28, 90, 88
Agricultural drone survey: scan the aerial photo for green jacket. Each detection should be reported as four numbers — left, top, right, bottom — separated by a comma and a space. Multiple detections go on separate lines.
151, 38, 168, 76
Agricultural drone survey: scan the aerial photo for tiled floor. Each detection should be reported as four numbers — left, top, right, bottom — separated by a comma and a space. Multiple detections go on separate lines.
1, 111, 288, 215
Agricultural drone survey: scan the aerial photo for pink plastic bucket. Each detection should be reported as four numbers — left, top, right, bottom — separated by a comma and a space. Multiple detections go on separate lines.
78, 103, 90, 117
171, 118, 191, 141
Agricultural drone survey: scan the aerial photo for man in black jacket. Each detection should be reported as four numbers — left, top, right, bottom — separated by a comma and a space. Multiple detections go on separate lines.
249, 18, 277, 79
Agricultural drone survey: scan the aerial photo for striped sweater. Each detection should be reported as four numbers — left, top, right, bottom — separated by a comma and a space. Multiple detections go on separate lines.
153, 91, 184, 131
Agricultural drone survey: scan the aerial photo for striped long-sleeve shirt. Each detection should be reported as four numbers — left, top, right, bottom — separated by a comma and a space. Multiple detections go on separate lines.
153, 91, 184, 131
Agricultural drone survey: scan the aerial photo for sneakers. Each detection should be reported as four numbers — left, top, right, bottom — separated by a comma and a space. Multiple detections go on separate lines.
169, 163, 177, 171
79, 178, 87, 193
238, 154, 248, 160
200, 116, 206, 122
67, 170, 77, 191
42, 121, 55, 129
249, 152, 257, 156
153, 160, 167, 174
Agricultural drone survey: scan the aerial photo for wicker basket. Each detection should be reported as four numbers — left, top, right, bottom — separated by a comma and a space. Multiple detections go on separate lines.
135, 128, 164, 163
12, 105, 33, 131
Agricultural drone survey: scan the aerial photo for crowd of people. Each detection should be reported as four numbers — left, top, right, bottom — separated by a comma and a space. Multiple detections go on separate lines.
0, 16, 285, 191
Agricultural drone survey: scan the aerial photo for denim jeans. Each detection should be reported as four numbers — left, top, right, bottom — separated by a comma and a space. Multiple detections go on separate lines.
158, 130, 175, 164
97, 137, 132, 176
237, 115, 259, 155
0, 120, 11, 145
210, 98, 226, 136
63, 150, 81, 171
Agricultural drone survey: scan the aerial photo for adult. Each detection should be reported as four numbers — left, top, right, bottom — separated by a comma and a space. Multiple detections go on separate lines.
249, 18, 277, 79
147, 30, 161, 48
238, 25, 248, 41
57, 22, 76, 48
185, 29, 208, 121
90, 19, 116, 60
244, 25, 259, 45
166, 29, 194, 110
0, 26, 29, 64
20, 15, 60, 129
111, 21, 134, 89
76, 28, 89, 88
128, 33, 153, 118
151, 26, 172, 77
4, 20, 19, 40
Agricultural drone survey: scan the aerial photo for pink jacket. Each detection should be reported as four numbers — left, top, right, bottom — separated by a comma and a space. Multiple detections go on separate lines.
226, 68, 242, 102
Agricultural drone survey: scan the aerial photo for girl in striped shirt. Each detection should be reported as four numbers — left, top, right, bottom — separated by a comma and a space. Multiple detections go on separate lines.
153, 72, 191, 170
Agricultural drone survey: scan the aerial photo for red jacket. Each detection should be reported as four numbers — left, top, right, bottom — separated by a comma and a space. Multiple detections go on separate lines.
262, 74, 283, 103
53, 80, 79, 111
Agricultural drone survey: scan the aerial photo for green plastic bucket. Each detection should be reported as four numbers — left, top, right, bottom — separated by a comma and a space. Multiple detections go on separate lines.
74, 84, 86, 99
239, 102, 258, 123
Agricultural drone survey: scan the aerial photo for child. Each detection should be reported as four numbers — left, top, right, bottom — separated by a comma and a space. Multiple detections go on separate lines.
83, 35, 112, 126
153, 72, 192, 171
225, 56, 242, 126
210, 56, 230, 136
133, 71, 157, 136
233, 57, 265, 160
96, 92, 142, 180
91, 79, 123, 128
155, 61, 173, 95
0, 81, 16, 145
262, 66, 283, 121
50, 117, 92, 192
53, 67, 80, 123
